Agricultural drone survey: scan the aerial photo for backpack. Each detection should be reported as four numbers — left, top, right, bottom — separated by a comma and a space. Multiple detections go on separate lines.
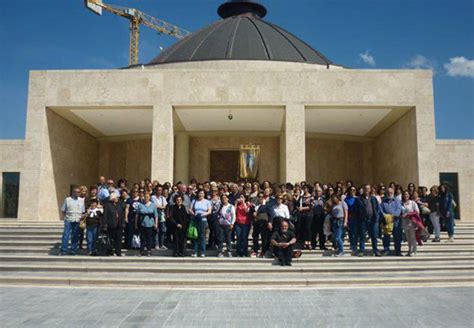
95, 232, 111, 256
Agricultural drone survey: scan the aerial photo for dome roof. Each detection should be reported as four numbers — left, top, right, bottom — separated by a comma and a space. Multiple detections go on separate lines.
148, 1, 333, 66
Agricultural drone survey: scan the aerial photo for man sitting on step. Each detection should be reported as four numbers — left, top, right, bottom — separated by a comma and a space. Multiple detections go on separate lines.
271, 220, 297, 266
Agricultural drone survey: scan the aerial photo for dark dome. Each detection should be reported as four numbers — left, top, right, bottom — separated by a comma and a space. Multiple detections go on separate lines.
148, 1, 333, 66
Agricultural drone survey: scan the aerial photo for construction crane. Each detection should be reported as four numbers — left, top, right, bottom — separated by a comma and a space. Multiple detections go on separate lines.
84, 0, 190, 66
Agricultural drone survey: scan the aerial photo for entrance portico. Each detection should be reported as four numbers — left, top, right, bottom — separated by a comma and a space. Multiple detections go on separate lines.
12, 61, 464, 222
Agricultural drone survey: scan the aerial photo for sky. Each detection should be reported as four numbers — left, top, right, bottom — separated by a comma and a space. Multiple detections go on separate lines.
0, 0, 473, 139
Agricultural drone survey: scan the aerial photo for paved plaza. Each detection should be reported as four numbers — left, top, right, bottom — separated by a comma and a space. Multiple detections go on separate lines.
1, 286, 473, 327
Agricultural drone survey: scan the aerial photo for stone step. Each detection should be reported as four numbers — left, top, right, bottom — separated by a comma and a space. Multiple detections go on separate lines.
0, 247, 471, 257
1, 262, 472, 274
1, 254, 471, 264
0, 272, 472, 288
1, 239, 472, 247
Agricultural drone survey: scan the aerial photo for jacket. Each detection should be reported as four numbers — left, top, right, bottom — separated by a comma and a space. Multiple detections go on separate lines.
356, 195, 381, 223
101, 201, 125, 230
169, 204, 188, 229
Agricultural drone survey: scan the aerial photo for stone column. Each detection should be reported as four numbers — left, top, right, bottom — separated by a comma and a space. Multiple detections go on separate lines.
174, 133, 189, 184
414, 71, 438, 187
151, 103, 174, 183
281, 103, 306, 183
18, 72, 48, 221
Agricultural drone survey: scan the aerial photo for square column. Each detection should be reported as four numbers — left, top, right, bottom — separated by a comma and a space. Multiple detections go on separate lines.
151, 104, 174, 183
174, 133, 189, 184
280, 103, 306, 183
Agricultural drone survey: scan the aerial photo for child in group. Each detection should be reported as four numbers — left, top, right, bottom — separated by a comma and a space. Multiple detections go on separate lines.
84, 198, 103, 256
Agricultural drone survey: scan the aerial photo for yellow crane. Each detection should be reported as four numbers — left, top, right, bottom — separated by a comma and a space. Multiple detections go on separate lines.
84, 0, 190, 66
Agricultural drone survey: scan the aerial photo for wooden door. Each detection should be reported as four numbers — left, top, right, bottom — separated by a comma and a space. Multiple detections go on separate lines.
210, 151, 239, 182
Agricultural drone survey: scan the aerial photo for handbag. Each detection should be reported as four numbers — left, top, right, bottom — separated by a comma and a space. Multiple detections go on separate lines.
95, 232, 111, 256
187, 200, 199, 240
421, 206, 431, 216
187, 220, 198, 240
79, 215, 87, 230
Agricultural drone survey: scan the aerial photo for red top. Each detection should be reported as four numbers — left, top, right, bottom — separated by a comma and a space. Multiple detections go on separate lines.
235, 202, 252, 225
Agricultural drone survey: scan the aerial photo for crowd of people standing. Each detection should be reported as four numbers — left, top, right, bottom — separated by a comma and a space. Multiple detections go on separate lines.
59, 177, 457, 266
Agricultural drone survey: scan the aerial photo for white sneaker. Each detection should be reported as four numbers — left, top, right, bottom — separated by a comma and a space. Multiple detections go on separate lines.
200, 254, 206, 257
448, 237, 455, 242
227, 252, 232, 258
191, 253, 197, 258
160, 245, 168, 250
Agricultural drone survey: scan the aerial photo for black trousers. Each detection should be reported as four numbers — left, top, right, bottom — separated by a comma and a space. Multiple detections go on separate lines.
217, 224, 232, 253
275, 245, 294, 264
312, 213, 326, 249
300, 213, 313, 242
172, 227, 186, 255
107, 228, 122, 256
207, 214, 219, 247
252, 220, 269, 253
140, 227, 153, 253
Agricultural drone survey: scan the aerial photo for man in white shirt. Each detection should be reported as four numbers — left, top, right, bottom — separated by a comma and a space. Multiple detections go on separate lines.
59, 187, 85, 255
270, 195, 290, 232
152, 185, 168, 249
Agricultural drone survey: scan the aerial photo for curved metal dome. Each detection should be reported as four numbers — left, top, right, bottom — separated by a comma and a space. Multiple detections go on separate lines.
148, 1, 333, 66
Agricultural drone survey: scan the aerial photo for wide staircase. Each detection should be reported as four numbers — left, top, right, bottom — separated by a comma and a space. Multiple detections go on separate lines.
0, 221, 473, 288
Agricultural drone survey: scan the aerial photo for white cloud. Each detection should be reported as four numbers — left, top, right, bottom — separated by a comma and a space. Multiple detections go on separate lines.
405, 54, 435, 71
359, 51, 375, 66
444, 57, 474, 78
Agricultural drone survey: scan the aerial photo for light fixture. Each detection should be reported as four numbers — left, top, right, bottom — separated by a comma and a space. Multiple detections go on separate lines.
228, 109, 233, 120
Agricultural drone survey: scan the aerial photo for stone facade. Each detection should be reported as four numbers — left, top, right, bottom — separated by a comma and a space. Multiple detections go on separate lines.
0, 61, 471, 221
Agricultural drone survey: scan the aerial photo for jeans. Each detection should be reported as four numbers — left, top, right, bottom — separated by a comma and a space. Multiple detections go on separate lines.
382, 217, 403, 254
402, 217, 417, 254
430, 212, 441, 238
193, 219, 208, 255
353, 219, 367, 253
86, 226, 98, 253
443, 212, 455, 237
217, 224, 232, 253
252, 220, 269, 253
348, 218, 356, 251
157, 221, 167, 247
60, 220, 80, 255
332, 218, 344, 254
235, 223, 250, 256
366, 218, 379, 252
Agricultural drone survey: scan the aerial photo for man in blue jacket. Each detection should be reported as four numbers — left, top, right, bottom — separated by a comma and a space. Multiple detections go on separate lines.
357, 184, 382, 256
380, 187, 403, 256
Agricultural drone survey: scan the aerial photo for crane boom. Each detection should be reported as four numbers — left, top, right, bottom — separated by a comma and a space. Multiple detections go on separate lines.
84, 0, 190, 66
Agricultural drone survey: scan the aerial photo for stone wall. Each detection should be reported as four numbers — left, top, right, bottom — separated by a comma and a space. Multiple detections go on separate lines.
98, 138, 152, 184
306, 138, 373, 185
373, 109, 419, 186
43, 110, 99, 220
189, 136, 279, 182
435, 140, 474, 222
0, 140, 24, 217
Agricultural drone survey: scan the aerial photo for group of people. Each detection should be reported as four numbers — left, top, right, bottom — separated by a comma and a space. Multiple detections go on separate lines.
59, 177, 456, 266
